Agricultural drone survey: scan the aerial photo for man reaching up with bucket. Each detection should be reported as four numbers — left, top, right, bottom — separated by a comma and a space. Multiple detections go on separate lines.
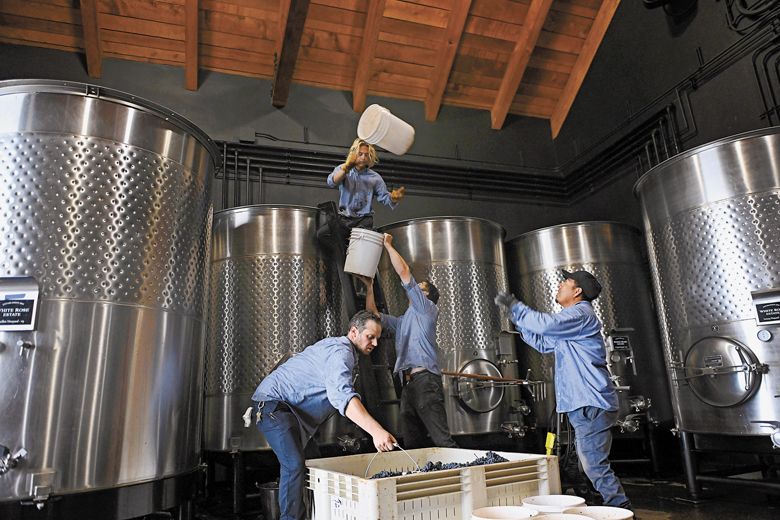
317, 138, 405, 245
358, 233, 457, 449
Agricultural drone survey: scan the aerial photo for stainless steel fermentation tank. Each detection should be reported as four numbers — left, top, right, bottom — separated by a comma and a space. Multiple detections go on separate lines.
378, 217, 518, 436
506, 222, 674, 437
205, 205, 348, 452
0, 80, 217, 516
635, 128, 780, 445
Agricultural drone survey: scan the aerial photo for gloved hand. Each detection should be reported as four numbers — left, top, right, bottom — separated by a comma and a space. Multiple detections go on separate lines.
494, 291, 519, 311
390, 186, 406, 203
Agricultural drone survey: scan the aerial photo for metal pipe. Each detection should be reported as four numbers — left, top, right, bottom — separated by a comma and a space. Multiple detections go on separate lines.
258, 167, 263, 204
665, 105, 681, 154
233, 149, 240, 208
697, 474, 780, 492
650, 128, 661, 164
222, 142, 228, 210
246, 157, 251, 206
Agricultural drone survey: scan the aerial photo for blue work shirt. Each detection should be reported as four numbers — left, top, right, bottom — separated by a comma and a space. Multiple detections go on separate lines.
251, 336, 360, 443
381, 276, 441, 378
327, 165, 397, 217
508, 300, 618, 413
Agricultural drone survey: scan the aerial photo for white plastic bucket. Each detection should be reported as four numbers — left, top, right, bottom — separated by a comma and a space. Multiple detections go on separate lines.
521, 495, 586, 513
343, 228, 384, 278
471, 505, 539, 519
357, 104, 415, 155
563, 506, 634, 520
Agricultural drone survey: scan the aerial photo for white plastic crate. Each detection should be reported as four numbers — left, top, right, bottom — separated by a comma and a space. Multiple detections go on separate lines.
306, 447, 561, 520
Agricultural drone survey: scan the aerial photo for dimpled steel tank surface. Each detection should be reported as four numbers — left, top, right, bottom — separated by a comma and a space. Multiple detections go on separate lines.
0, 80, 218, 516
378, 217, 515, 436
635, 128, 780, 440
506, 222, 674, 437
204, 205, 346, 452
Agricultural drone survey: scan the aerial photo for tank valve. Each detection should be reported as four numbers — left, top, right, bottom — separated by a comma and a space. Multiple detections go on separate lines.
17, 340, 34, 357
0, 445, 28, 475
500, 422, 527, 438
617, 417, 640, 433
751, 421, 780, 449
510, 401, 531, 416
629, 395, 651, 412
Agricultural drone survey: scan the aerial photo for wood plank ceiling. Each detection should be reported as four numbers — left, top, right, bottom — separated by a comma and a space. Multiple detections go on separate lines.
0, 0, 620, 138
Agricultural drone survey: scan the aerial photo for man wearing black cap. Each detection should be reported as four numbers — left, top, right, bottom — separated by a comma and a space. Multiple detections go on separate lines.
495, 270, 631, 510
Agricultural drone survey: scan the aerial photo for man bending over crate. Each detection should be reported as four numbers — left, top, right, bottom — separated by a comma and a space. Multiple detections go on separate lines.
358, 232, 458, 449
251, 310, 397, 520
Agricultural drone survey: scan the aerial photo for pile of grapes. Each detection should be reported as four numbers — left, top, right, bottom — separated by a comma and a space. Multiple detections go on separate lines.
370, 451, 508, 479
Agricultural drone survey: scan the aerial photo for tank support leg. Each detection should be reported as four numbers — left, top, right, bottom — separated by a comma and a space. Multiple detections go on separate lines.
176, 499, 193, 520
680, 431, 701, 500
232, 450, 245, 514
646, 417, 661, 476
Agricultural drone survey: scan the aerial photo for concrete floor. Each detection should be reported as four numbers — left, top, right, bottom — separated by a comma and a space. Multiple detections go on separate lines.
624, 476, 779, 520
194, 474, 780, 519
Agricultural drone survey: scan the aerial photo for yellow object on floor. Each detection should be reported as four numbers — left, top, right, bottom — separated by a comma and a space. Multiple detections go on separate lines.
546, 432, 556, 456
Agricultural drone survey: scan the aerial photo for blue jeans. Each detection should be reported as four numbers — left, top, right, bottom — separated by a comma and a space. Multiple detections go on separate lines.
566, 406, 629, 507
256, 402, 306, 520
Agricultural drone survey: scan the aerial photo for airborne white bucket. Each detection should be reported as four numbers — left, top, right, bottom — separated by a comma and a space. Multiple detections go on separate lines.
343, 228, 384, 278
357, 104, 415, 155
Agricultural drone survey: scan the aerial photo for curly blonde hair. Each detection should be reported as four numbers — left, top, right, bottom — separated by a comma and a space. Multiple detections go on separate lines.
346, 138, 379, 168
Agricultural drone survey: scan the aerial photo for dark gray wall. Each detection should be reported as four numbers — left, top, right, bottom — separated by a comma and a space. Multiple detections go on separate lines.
559, 2, 773, 225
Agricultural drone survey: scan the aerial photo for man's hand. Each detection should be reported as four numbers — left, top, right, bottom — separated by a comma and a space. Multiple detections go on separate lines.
372, 429, 397, 452
494, 292, 519, 312
342, 161, 354, 172
383, 233, 393, 247
390, 186, 406, 203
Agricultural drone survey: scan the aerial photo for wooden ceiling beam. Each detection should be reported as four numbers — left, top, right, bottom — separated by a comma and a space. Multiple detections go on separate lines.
353, 0, 386, 113
184, 0, 199, 90
271, 0, 311, 108
550, 0, 620, 138
490, 0, 554, 130
79, 0, 103, 78
425, 0, 471, 122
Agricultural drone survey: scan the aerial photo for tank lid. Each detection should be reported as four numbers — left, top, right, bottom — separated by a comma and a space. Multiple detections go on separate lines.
633, 126, 780, 197
214, 204, 321, 217
378, 215, 506, 237
0, 79, 221, 169
507, 220, 640, 244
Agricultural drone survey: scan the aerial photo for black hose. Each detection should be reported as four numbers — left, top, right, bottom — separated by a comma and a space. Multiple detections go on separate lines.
735, 0, 776, 17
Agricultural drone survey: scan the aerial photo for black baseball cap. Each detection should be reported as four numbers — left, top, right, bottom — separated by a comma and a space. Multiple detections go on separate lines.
562, 270, 602, 301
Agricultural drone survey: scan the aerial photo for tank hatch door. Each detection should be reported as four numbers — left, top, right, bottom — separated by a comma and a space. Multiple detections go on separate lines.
682, 337, 767, 407
455, 359, 505, 413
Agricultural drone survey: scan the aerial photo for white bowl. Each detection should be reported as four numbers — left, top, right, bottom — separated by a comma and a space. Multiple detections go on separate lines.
521, 495, 586, 513
563, 506, 634, 520
471, 506, 540, 519
538, 515, 593, 520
